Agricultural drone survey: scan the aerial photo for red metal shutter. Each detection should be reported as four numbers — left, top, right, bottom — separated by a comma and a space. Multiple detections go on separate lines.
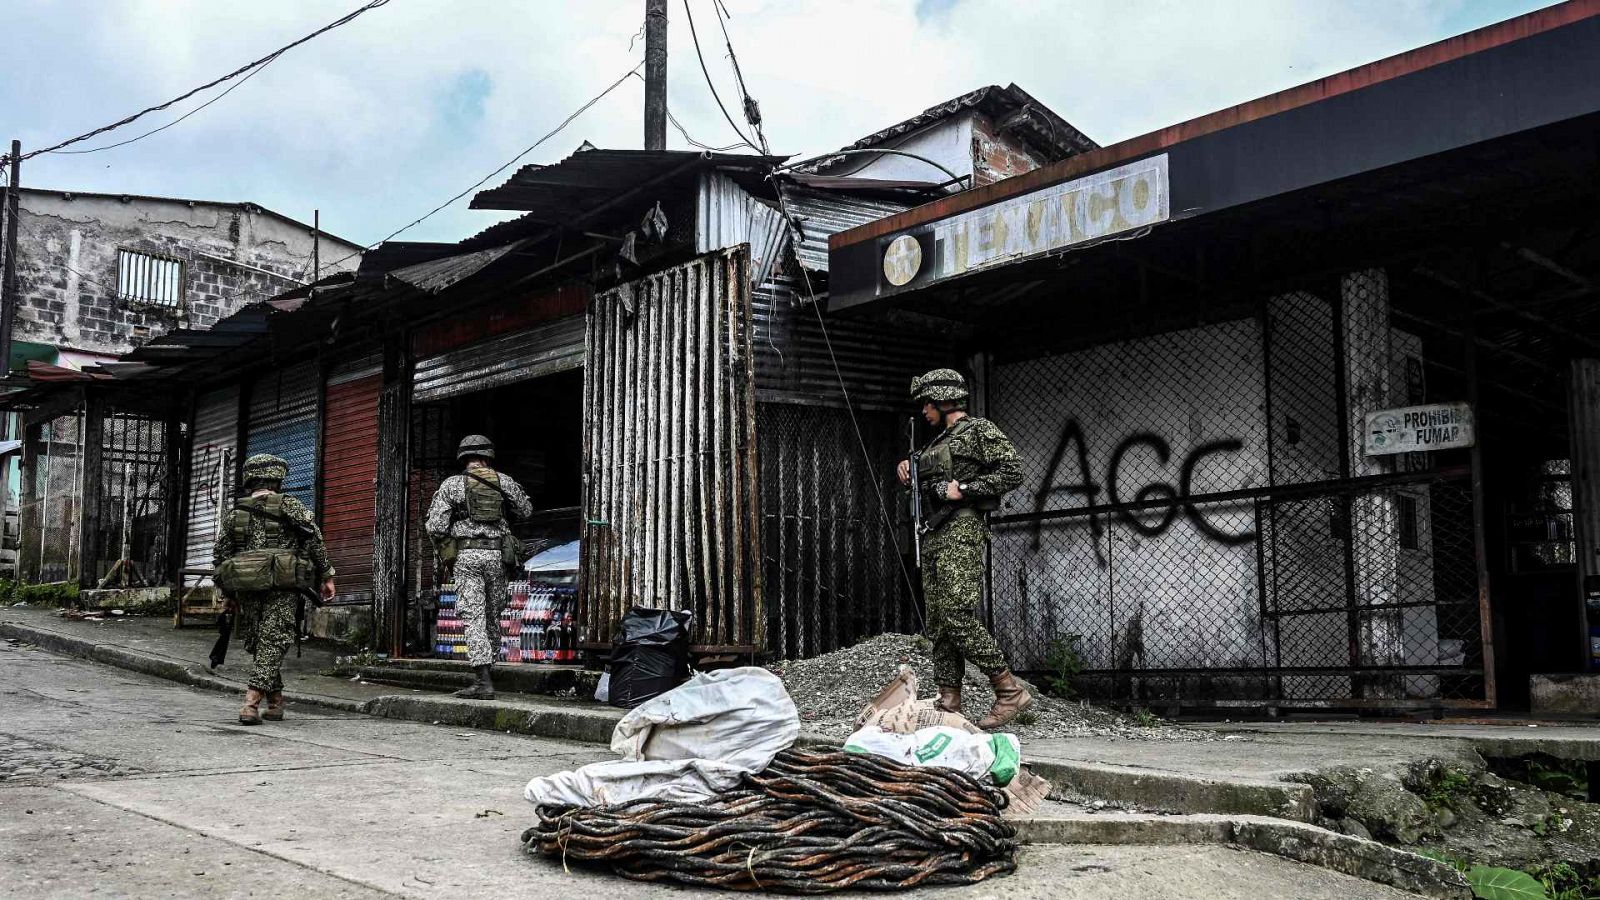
322, 364, 381, 602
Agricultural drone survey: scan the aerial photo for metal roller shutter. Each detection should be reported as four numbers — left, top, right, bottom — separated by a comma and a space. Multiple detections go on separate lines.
245, 361, 320, 511
412, 315, 585, 403
184, 385, 239, 581
321, 359, 381, 602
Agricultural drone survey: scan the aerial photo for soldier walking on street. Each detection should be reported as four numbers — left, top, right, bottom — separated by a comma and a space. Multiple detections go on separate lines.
897, 369, 1033, 729
213, 454, 335, 726
425, 435, 533, 700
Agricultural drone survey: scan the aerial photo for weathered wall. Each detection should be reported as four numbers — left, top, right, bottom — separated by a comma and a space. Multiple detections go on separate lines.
813, 116, 974, 184
11, 191, 360, 356
970, 112, 1052, 187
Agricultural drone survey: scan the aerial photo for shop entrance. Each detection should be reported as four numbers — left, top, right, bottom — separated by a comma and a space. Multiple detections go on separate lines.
404, 367, 584, 662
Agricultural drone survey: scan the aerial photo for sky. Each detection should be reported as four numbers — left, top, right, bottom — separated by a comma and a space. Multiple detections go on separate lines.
0, 0, 1561, 251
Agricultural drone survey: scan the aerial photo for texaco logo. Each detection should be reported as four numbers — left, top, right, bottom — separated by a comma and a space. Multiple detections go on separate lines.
882, 234, 922, 286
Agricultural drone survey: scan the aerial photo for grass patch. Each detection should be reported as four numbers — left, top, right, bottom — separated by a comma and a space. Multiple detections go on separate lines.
0, 579, 79, 609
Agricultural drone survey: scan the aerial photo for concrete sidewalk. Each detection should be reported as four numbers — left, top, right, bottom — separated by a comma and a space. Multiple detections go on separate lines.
6, 606, 1600, 823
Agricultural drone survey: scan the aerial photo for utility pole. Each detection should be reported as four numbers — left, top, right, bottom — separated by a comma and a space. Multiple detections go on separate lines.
1, 140, 20, 377
312, 209, 320, 284
643, 0, 668, 150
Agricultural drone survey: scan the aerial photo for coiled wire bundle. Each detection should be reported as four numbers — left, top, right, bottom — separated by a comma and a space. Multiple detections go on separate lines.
524, 748, 1018, 892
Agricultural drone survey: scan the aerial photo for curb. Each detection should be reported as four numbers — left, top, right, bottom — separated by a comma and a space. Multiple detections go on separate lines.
1030, 758, 1317, 822
1013, 812, 1469, 899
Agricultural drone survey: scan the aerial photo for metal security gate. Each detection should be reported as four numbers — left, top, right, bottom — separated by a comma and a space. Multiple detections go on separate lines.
91, 413, 170, 585
580, 246, 762, 649
986, 269, 1492, 709
183, 385, 239, 585
412, 315, 585, 402
321, 359, 381, 603
245, 361, 319, 511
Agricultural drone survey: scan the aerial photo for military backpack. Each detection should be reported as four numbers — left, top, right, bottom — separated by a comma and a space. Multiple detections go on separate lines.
214, 493, 317, 594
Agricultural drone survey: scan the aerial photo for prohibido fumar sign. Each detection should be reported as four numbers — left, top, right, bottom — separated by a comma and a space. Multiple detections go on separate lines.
1364, 402, 1475, 456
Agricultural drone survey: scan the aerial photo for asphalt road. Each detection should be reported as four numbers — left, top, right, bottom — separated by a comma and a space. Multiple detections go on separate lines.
0, 639, 1422, 898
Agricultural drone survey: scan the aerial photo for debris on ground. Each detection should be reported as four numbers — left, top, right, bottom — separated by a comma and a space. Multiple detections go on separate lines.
771, 633, 1212, 742
526, 748, 1016, 892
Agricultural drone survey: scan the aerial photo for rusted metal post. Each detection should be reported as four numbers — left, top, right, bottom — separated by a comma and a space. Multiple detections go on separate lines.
1570, 359, 1600, 672
1, 140, 20, 376
643, 0, 668, 150
373, 332, 412, 655
77, 390, 105, 590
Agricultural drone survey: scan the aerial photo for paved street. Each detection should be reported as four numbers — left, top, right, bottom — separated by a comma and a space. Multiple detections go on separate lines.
0, 640, 1422, 899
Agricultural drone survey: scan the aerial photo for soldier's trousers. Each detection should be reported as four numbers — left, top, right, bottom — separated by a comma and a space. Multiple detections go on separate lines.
921, 514, 1009, 686
455, 548, 509, 667
240, 591, 297, 693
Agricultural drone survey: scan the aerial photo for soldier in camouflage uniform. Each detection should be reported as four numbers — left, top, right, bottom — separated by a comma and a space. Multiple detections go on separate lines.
213, 454, 335, 725
897, 369, 1032, 729
425, 435, 533, 700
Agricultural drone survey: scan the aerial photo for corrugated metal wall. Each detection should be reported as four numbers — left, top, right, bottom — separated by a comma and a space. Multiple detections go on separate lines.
412, 315, 585, 403
752, 275, 956, 411
184, 385, 239, 580
581, 246, 763, 648
697, 171, 788, 289
321, 358, 381, 602
245, 361, 320, 510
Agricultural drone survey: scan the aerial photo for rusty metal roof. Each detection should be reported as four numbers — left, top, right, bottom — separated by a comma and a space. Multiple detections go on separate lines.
469, 148, 783, 216
798, 83, 1097, 175
781, 188, 911, 273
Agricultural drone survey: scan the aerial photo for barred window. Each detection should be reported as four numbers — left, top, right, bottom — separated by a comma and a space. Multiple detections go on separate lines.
116, 249, 185, 307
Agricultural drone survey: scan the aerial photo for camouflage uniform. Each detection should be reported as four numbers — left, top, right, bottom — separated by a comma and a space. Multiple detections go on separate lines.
425, 460, 533, 667
917, 415, 1025, 685
213, 468, 333, 695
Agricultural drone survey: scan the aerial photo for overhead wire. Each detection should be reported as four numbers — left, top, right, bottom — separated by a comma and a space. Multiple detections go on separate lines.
322, 61, 644, 271
51, 54, 277, 156
686, 0, 924, 624
680, 0, 760, 151
10, 0, 393, 162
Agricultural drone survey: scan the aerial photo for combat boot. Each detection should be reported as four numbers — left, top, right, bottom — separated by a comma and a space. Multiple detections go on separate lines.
935, 685, 962, 715
978, 671, 1034, 730
262, 691, 285, 721
453, 665, 496, 700
239, 688, 264, 726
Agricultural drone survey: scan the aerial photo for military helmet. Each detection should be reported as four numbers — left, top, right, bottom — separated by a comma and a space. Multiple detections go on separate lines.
910, 368, 969, 404
242, 453, 289, 484
457, 434, 496, 461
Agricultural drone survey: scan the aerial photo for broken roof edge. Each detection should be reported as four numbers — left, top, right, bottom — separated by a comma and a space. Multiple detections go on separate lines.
17, 186, 366, 250
467, 147, 786, 212
793, 83, 1097, 176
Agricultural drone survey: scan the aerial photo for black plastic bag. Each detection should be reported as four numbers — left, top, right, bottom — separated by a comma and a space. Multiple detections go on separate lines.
607, 606, 693, 709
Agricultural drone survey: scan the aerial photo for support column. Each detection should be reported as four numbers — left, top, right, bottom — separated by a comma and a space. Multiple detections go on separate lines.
1569, 359, 1600, 670
1342, 269, 1404, 678
77, 389, 105, 589
372, 332, 412, 656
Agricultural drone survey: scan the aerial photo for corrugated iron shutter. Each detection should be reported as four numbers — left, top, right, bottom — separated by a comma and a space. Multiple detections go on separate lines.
245, 361, 320, 511
321, 357, 381, 602
184, 385, 239, 580
412, 315, 585, 403
581, 246, 763, 649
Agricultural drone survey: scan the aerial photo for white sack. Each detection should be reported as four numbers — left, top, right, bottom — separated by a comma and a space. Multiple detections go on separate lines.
844, 725, 1021, 785
525, 667, 799, 808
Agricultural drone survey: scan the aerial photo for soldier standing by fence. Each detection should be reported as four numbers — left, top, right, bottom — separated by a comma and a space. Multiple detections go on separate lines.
213, 454, 335, 726
898, 369, 1033, 729
425, 435, 533, 700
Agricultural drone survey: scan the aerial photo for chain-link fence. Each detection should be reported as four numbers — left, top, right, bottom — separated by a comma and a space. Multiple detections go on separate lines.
18, 414, 84, 584
986, 269, 1491, 708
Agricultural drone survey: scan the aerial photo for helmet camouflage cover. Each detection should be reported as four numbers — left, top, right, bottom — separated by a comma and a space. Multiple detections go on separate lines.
457, 434, 496, 461
910, 368, 969, 404
242, 453, 289, 483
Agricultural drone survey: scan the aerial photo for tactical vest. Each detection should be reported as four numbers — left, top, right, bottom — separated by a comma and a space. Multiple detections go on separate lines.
465, 469, 506, 523
919, 419, 1001, 513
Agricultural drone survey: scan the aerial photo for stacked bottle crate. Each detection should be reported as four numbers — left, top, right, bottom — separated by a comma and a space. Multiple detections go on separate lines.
432, 583, 464, 659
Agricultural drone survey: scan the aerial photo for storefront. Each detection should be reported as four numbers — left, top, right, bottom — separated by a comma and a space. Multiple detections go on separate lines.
827, 5, 1600, 710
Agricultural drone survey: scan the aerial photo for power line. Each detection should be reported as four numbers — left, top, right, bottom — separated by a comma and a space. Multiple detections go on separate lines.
323, 61, 645, 270
666, 105, 752, 153
52, 53, 278, 156
11, 0, 392, 162
680, 0, 759, 151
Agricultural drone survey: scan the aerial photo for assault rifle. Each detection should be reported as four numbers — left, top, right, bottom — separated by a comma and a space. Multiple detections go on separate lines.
907, 416, 924, 568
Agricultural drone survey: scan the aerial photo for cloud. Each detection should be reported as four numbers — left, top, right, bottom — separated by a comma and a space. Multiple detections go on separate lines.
0, 0, 1555, 248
